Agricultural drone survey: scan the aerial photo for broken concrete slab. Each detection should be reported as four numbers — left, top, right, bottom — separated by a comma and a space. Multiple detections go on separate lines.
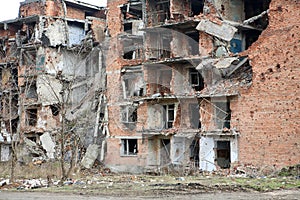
196, 19, 237, 41
81, 144, 99, 169
213, 57, 239, 69
40, 132, 56, 159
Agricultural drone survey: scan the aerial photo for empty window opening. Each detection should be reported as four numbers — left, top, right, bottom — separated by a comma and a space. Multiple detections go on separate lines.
123, 51, 135, 59
160, 139, 171, 165
123, 38, 143, 60
157, 69, 172, 94
122, 71, 144, 98
185, 31, 199, 55
190, 138, 200, 167
163, 104, 175, 129
214, 100, 231, 129
244, 29, 262, 50
26, 108, 37, 126
124, 22, 133, 33
189, 103, 201, 129
50, 104, 60, 116
244, 0, 271, 30
216, 141, 231, 169
121, 139, 138, 156
189, 68, 204, 91
191, 0, 204, 16
148, 0, 170, 25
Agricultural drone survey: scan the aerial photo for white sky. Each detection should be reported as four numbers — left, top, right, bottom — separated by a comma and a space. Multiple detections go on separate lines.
0, 0, 107, 21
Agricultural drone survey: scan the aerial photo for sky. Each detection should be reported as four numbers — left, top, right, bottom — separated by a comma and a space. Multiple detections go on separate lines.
0, 0, 107, 21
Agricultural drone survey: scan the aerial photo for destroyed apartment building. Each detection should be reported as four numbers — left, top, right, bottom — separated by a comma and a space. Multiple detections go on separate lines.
0, 0, 108, 164
0, 0, 299, 175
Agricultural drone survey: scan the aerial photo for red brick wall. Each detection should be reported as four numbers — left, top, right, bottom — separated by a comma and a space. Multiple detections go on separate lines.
66, 6, 85, 20
232, 0, 300, 169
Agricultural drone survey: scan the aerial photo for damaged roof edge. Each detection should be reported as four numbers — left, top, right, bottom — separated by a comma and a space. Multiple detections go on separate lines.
64, 0, 106, 10
0, 15, 39, 26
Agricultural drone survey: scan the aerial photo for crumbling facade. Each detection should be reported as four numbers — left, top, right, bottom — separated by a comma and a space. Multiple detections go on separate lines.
0, 0, 299, 174
104, 0, 300, 174
0, 0, 107, 164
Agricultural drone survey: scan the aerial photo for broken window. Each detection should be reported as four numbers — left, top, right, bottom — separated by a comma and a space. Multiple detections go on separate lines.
163, 104, 175, 129
189, 103, 200, 129
213, 99, 231, 130
122, 68, 144, 98
190, 0, 204, 16
121, 139, 138, 156
189, 68, 204, 91
121, 105, 137, 129
25, 108, 37, 126
147, 0, 170, 25
216, 141, 231, 169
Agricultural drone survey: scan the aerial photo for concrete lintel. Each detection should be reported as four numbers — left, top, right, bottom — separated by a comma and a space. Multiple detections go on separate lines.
196, 19, 237, 42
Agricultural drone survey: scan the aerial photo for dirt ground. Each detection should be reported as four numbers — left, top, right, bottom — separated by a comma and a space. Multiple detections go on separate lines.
0, 189, 300, 200
1, 163, 299, 199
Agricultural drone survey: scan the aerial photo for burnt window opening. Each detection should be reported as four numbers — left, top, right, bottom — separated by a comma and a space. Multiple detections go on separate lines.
148, 0, 170, 25
189, 103, 201, 129
216, 141, 231, 169
25, 108, 37, 126
121, 139, 138, 156
163, 104, 175, 129
189, 68, 204, 91
190, 0, 204, 16
50, 104, 60, 116
214, 100, 231, 130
